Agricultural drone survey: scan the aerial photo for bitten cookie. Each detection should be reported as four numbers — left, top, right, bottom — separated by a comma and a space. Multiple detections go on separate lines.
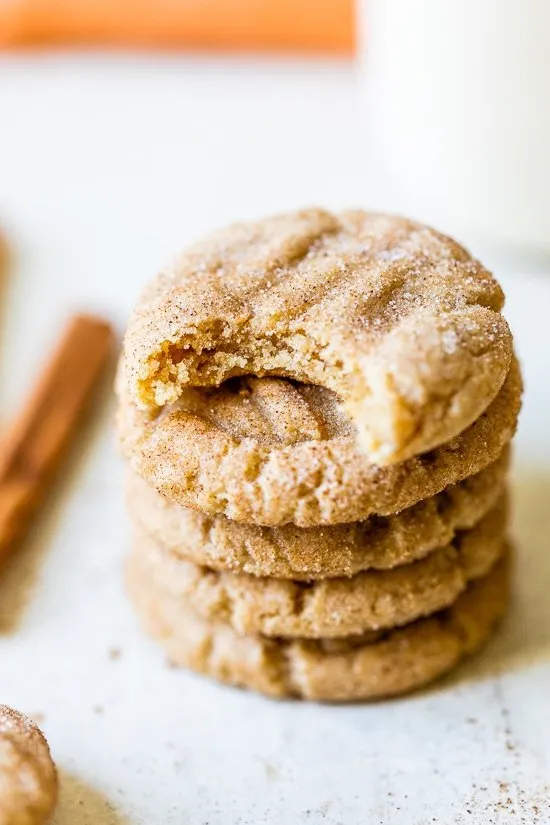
130, 494, 507, 638
126, 550, 512, 701
127, 448, 509, 579
0, 706, 58, 825
121, 209, 512, 466
117, 359, 521, 526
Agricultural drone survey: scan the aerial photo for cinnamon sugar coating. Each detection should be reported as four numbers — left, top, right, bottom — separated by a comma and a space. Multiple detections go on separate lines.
122, 209, 512, 466
117, 359, 521, 526
130, 495, 507, 638
127, 449, 509, 579
0, 706, 57, 825
126, 550, 511, 701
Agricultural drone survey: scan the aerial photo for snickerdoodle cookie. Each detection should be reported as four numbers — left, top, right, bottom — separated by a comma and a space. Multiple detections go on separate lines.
121, 210, 512, 466
127, 447, 508, 579
117, 358, 521, 526
0, 706, 58, 825
126, 549, 511, 701
129, 495, 506, 638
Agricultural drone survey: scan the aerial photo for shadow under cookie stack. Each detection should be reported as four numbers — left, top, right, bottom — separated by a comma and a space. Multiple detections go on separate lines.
117, 209, 522, 702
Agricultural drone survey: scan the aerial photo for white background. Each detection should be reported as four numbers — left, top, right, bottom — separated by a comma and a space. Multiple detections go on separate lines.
0, 55, 549, 824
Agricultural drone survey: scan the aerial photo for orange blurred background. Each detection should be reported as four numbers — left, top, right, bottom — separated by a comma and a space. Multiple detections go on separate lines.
0, 0, 355, 53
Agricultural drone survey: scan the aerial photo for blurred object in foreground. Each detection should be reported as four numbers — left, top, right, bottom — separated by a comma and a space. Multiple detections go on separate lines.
0, 232, 8, 275
360, 0, 550, 255
0, 0, 354, 53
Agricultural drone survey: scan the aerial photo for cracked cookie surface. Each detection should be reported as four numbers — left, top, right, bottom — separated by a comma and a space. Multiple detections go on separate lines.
126, 549, 511, 701
127, 448, 508, 579
130, 495, 507, 638
121, 209, 512, 466
117, 359, 521, 526
0, 706, 58, 825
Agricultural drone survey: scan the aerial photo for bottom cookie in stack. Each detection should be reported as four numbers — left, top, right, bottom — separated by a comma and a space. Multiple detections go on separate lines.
125, 484, 511, 701
126, 546, 510, 702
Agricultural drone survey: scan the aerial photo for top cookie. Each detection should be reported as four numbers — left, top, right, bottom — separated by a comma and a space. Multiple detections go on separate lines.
122, 209, 512, 466
0, 705, 58, 825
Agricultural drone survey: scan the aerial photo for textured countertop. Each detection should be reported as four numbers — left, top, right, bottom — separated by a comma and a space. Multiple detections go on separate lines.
0, 54, 549, 825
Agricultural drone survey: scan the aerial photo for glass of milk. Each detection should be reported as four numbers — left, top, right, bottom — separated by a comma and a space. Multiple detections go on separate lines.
358, 0, 550, 256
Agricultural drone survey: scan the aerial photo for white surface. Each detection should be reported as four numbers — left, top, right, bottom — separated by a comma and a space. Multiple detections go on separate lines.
0, 55, 549, 825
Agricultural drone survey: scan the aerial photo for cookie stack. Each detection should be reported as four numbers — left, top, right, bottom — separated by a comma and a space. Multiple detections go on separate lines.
117, 210, 522, 701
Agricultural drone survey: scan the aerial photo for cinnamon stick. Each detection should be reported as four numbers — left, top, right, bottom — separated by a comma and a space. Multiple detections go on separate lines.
0, 314, 114, 568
